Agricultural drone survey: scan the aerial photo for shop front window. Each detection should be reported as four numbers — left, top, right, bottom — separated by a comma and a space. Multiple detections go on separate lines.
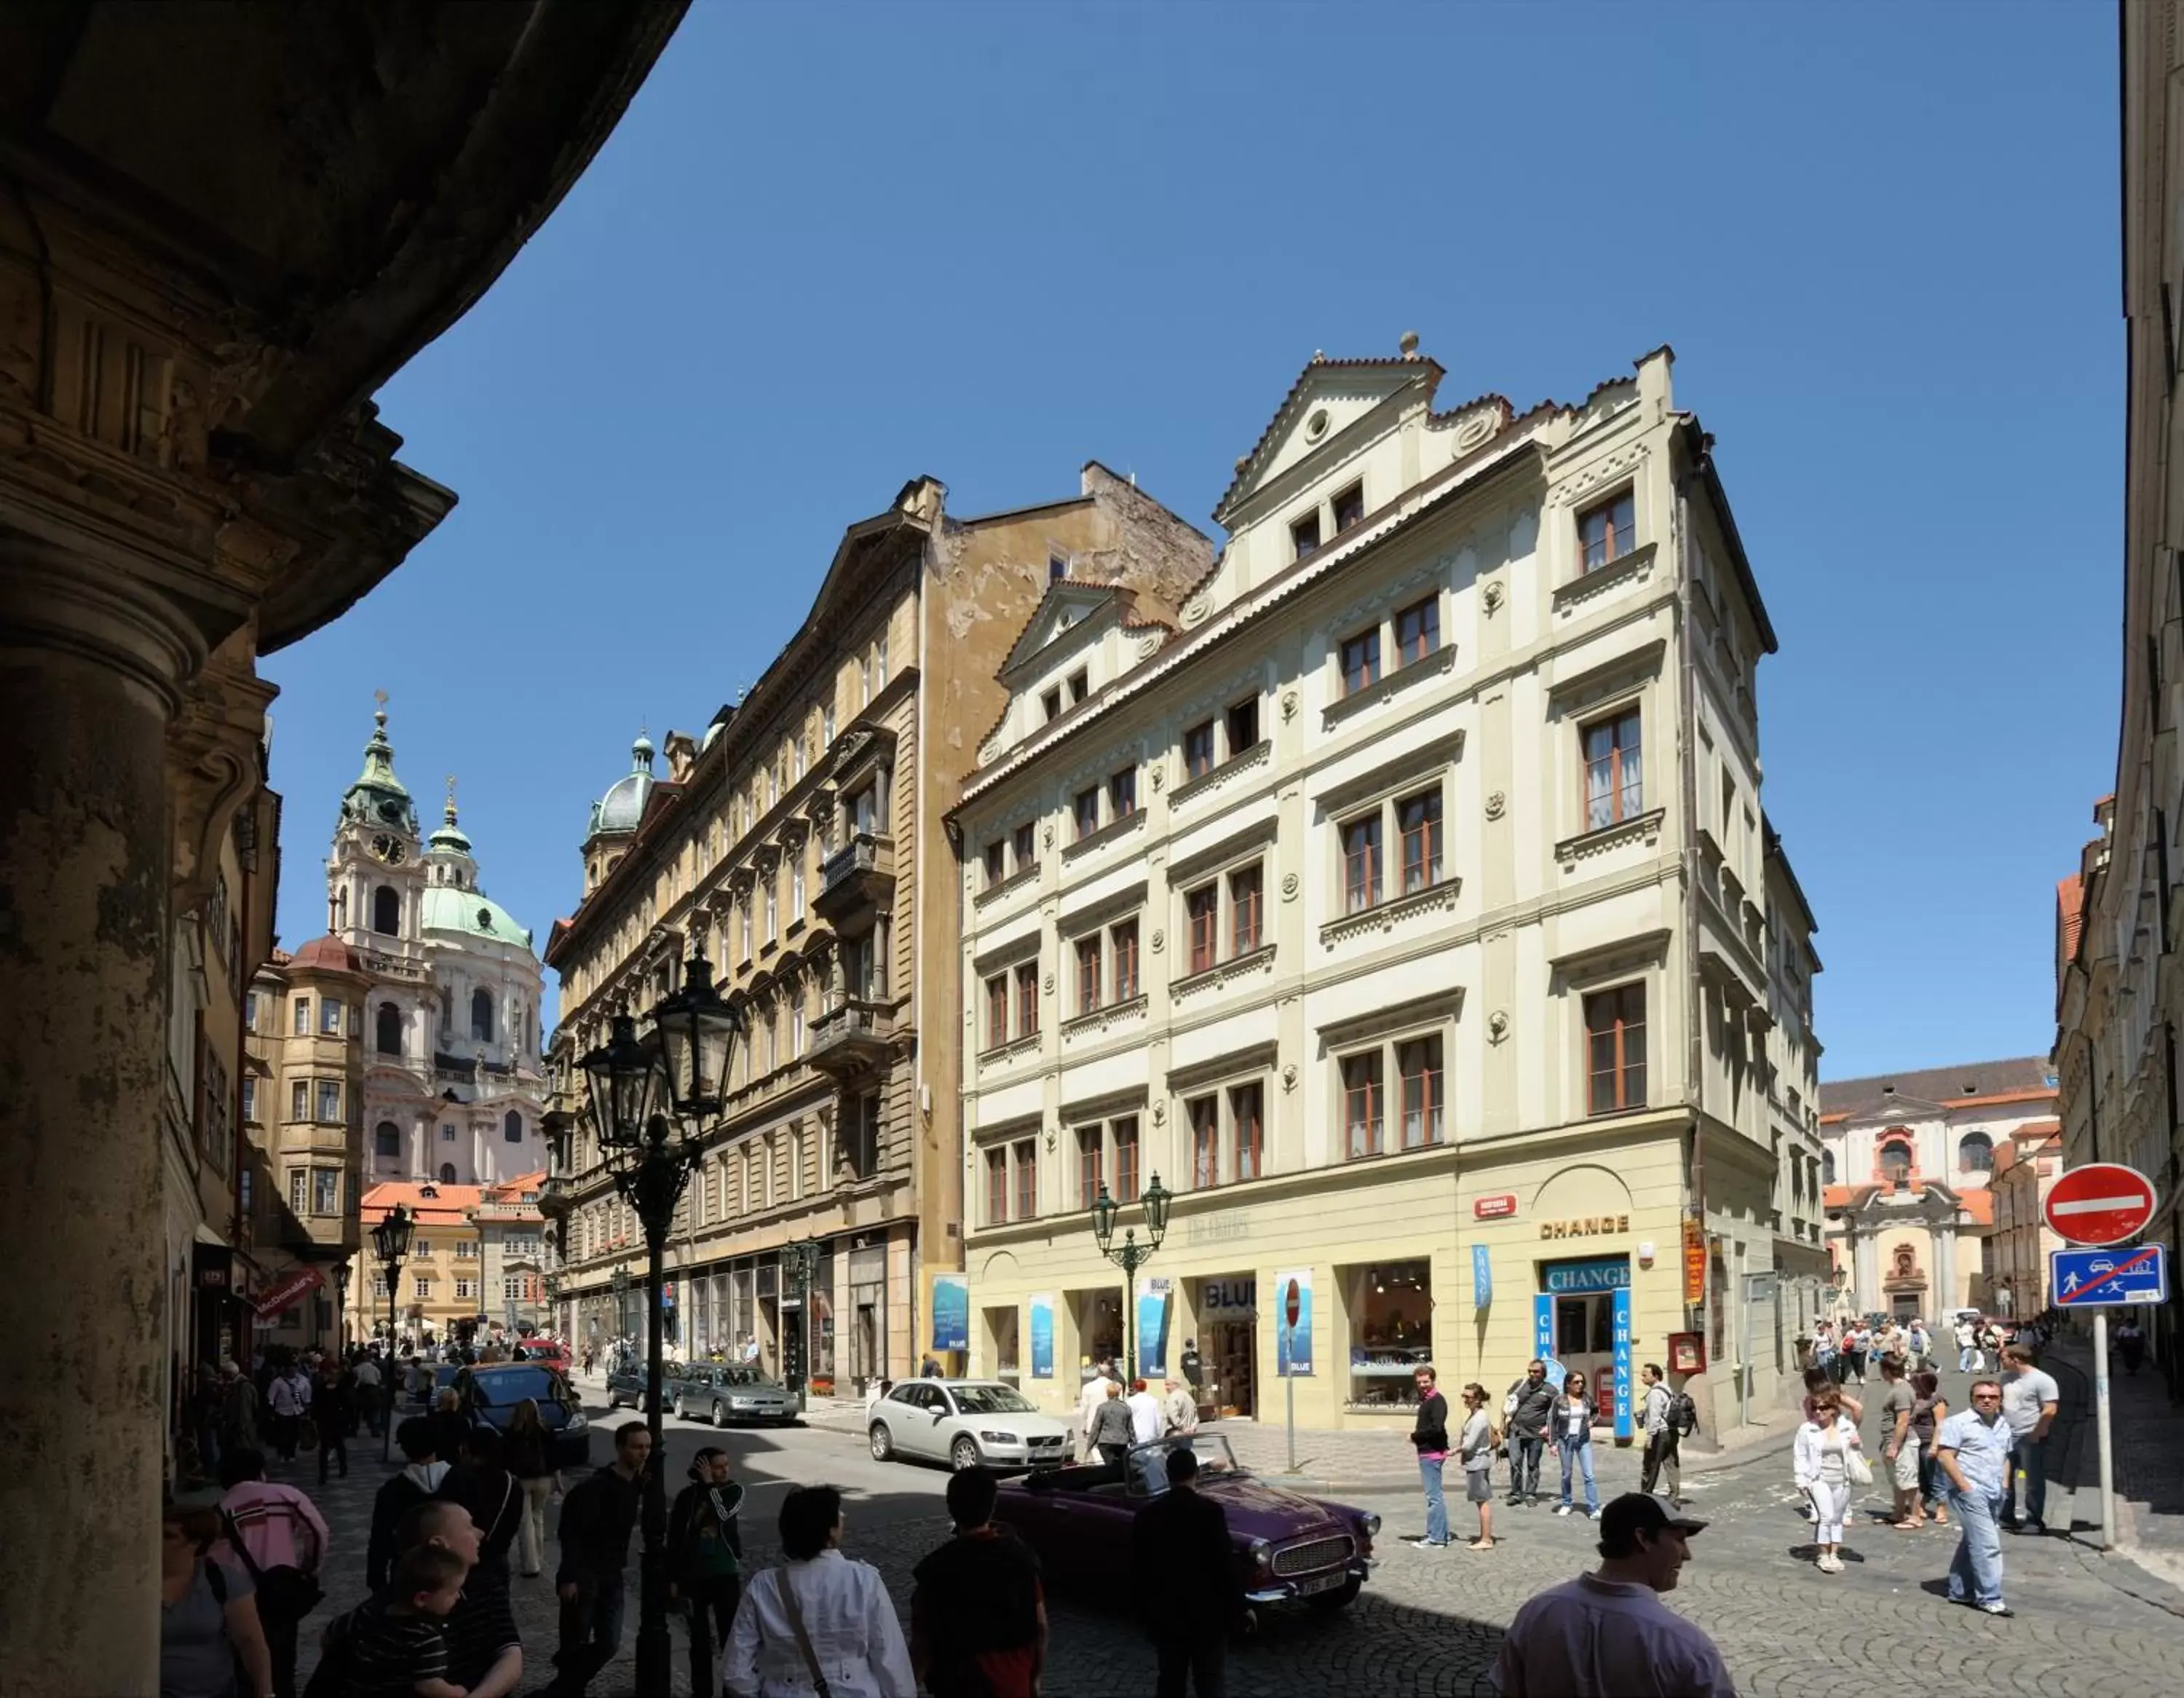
1073, 1287, 1123, 1376
1343, 1258, 1433, 1408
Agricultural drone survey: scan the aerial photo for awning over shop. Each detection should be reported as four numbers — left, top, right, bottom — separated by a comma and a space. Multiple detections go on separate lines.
250, 1266, 325, 1319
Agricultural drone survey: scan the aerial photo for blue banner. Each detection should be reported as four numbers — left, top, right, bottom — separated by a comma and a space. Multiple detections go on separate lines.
1472, 1244, 1493, 1308
1136, 1277, 1171, 1377
1275, 1268, 1313, 1376
1029, 1294, 1053, 1378
1533, 1293, 1554, 1365
931, 1274, 968, 1352
1612, 1283, 1634, 1440
1542, 1257, 1631, 1295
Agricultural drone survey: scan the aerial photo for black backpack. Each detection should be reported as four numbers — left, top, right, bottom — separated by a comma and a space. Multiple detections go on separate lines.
1668, 1391, 1699, 1437
298, 1606, 362, 1698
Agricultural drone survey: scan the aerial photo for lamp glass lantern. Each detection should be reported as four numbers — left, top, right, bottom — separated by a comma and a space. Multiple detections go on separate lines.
1089, 1182, 1118, 1252
371, 1203, 413, 1264
1141, 1172, 1173, 1244
582, 1012, 658, 1148
650, 951, 740, 1120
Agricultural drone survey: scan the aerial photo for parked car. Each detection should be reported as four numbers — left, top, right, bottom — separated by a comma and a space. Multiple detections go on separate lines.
454, 1362, 593, 1470
999, 1433, 1377, 1612
605, 1359, 690, 1413
515, 1339, 571, 1373
868, 1379, 1072, 1472
673, 1364, 799, 1426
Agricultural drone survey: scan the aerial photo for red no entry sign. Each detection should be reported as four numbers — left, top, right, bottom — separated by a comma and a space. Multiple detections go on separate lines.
2045, 1163, 2159, 1247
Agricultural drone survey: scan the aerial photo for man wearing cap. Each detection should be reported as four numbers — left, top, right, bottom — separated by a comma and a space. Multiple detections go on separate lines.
1490, 1493, 1735, 1697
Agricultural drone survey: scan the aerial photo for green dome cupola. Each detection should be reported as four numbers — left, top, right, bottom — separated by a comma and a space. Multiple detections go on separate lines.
340, 704, 418, 837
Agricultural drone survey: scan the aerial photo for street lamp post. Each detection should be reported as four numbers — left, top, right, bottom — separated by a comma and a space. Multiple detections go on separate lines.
331, 1260, 352, 1355
612, 1265, 630, 1343
582, 949, 741, 1698
781, 1238, 820, 1412
370, 1205, 413, 1461
1089, 1174, 1173, 1381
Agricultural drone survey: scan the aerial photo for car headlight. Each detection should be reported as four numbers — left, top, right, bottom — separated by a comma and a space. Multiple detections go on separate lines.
1249, 1538, 1273, 1573
1357, 1512, 1380, 1539
566, 1412, 587, 1433
979, 1429, 1017, 1443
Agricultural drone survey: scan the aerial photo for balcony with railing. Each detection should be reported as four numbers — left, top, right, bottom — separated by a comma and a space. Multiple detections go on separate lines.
815, 832, 895, 927
810, 997, 895, 1076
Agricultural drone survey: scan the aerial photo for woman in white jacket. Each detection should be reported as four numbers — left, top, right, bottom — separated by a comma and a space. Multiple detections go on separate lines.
1794, 1388, 1861, 1573
727, 1485, 914, 1698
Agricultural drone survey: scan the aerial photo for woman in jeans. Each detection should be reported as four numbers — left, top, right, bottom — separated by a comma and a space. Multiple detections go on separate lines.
506, 1397, 561, 1579
1909, 1370, 1950, 1528
1548, 1372, 1599, 1519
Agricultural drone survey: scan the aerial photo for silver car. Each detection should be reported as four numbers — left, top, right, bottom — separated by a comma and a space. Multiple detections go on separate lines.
673, 1365, 799, 1426
868, 1379, 1072, 1473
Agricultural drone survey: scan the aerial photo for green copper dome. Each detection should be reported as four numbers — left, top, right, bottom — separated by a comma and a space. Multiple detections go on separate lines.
422, 885, 534, 953
428, 788, 472, 856
340, 708, 418, 836
590, 730, 656, 837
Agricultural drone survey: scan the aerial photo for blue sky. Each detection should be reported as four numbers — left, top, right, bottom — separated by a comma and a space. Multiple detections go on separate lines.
264, 2, 2118, 1081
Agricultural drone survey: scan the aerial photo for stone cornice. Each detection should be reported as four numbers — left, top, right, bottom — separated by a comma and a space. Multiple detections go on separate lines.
1553, 808, 1666, 870
1317, 877, 1463, 950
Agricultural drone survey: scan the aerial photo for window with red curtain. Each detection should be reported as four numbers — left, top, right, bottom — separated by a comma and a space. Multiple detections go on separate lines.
985, 976, 1008, 1049
1395, 595, 1440, 665
1077, 1127, 1103, 1209
1111, 920, 1139, 1000
1015, 960, 1040, 1037
1075, 935, 1101, 1016
1399, 791, 1441, 893
1186, 885, 1218, 974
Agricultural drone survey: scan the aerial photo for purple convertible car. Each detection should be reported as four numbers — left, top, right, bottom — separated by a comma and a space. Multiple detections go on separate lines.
997, 1433, 1378, 1613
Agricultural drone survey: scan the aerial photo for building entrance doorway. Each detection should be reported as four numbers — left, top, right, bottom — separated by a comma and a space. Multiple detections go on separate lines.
1553, 1295, 1615, 1418
984, 1306, 1021, 1387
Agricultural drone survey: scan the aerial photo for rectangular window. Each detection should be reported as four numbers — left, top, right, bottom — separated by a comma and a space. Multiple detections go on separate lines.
1013, 1139, 1037, 1221
1111, 919, 1139, 1001
1583, 708, 1644, 829
1585, 984, 1648, 1114
1342, 814, 1382, 913
293, 997, 309, 1035
1340, 627, 1381, 696
1109, 767, 1136, 820
1232, 1083, 1264, 1182
1186, 885, 1219, 974
312, 1168, 340, 1215
1012, 822, 1035, 869
1190, 1095, 1219, 1189
1014, 961, 1040, 1038
1399, 790, 1443, 893
876, 632, 888, 688
824, 702, 836, 743
1343, 1052, 1384, 1159
1579, 490, 1637, 572
984, 841, 1008, 888
764, 877, 778, 944
1291, 510, 1322, 559
1074, 788, 1101, 841
442, 1123, 457, 1142
320, 998, 344, 1035
1332, 480, 1365, 533
1395, 596, 1441, 665
240, 1077, 256, 1124
316, 1081, 341, 1122
1075, 934, 1102, 1016
244, 991, 258, 1031
1049, 553, 1069, 582
1225, 697, 1259, 754
1077, 1127, 1104, 1209
1041, 687, 1063, 723
1112, 1117, 1140, 1202
986, 975, 1010, 1049
986, 1147, 1010, 1226
289, 1168, 306, 1213
791, 859, 806, 921
1398, 1036, 1444, 1148
1069, 669, 1090, 706
414, 1277, 432, 1300
1184, 721, 1216, 781
1230, 864, 1264, 955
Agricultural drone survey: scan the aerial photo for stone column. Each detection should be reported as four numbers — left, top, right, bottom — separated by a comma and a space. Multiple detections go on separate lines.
1934, 1225, 1958, 1313
1852, 1228, 1880, 1313
0, 528, 206, 1696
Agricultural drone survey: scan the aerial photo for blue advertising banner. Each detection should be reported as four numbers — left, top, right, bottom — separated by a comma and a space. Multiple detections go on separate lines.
1136, 1277, 1172, 1377
1532, 1293, 1554, 1364
931, 1274, 968, 1353
1611, 1283, 1634, 1440
1028, 1294, 1054, 1378
1275, 1268, 1314, 1376
1472, 1244, 1493, 1308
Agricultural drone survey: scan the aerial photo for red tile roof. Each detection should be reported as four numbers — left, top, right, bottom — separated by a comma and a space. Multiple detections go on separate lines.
2057, 874, 2086, 980
289, 934, 365, 974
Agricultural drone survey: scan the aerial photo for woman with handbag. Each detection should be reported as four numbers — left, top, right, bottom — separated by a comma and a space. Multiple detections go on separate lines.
1793, 1388, 1864, 1573
506, 1397, 562, 1579
162, 1499, 276, 1698
725, 1485, 914, 1698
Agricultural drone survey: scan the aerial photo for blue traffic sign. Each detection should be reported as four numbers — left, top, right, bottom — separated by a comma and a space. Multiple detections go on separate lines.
2052, 1244, 2169, 1306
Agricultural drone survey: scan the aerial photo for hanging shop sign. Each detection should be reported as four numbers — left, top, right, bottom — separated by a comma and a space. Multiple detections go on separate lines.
1682, 1217, 1706, 1306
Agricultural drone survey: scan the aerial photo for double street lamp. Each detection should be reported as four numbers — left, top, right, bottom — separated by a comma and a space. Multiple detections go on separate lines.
1090, 1172, 1173, 1381
369, 1204, 414, 1461
581, 947, 742, 1698
781, 1236, 821, 1411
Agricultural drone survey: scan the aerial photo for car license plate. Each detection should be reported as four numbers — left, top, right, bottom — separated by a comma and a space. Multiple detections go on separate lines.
1294, 1571, 1344, 1597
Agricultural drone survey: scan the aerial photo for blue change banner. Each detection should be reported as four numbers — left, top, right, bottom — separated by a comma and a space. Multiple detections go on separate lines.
931, 1274, 968, 1353
1612, 1283, 1634, 1440
1533, 1293, 1554, 1363
1028, 1294, 1053, 1378
1136, 1278, 1171, 1377
1472, 1244, 1492, 1308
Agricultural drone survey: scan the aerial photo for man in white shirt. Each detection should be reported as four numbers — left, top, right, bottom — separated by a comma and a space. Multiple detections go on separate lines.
1998, 1343, 2060, 1536
1491, 1493, 1733, 1697
1160, 1378, 1198, 1435
1077, 1367, 1117, 1463
1125, 1378, 1163, 1446
1955, 1316, 1982, 1372
352, 1354, 385, 1437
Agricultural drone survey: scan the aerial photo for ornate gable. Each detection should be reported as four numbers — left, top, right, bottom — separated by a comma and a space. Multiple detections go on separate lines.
1213, 351, 1441, 525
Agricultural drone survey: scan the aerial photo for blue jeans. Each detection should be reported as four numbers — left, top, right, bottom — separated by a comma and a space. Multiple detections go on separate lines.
1418, 1457, 1449, 1544
551, 1571, 628, 1696
2003, 1435, 2047, 1527
1557, 1439, 1598, 1512
1945, 1485, 2006, 1606
1959, 1346, 1980, 1371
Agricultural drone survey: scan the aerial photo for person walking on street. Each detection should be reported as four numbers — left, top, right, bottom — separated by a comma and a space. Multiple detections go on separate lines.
266, 1360, 311, 1464
1794, 1388, 1861, 1574
1489, 1494, 1730, 1697
1878, 1354, 1920, 1531
668, 1447, 745, 1698
911, 1465, 1045, 1698
545, 1421, 649, 1697
1998, 1342, 2060, 1536
505, 1397, 561, 1580
1910, 1370, 1950, 1528
2117, 1317, 2147, 1375
1180, 1340, 1204, 1398
351, 1354, 384, 1440
725, 1485, 914, 1698
1503, 1360, 1556, 1508
1088, 1381, 1135, 1466
366, 1419, 450, 1594
215, 1449, 328, 1698
1126, 1378, 1164, 1445
1457, 1383, 1497, 1550
161, 1499, 277, 1698
1077, 1363, 1118, 1464
312, 1364, 350, 1484
1955, 1315, 1982, 1373
1934, 1378, 2016, 1615
1160, 1378, 1198, 1435
1551, 1372, 1600, 1519
438, 1426, 523, 1592
1638, 1365, 1683, 1507
1407, 1365, 1452, 1549
1131, 1445, 1253, 1697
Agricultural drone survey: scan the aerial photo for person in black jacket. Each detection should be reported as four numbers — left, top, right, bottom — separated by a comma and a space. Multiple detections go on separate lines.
365, 1418, 451, 1592
666, 1447, 745, 1698
437, 1425, 523, 1593
1130, 1447, 1251, 1698
1407, 1364, 1452, 1549
542, 1421, 650, 1698
1503, 1359, 1557, 1507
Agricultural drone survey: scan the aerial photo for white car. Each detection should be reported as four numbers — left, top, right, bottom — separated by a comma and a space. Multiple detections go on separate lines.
868, 1379, 1072, 1472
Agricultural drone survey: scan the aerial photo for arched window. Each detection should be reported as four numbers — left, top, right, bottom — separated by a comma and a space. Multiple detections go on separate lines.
439, 1161, 457, 1185
471, 989, 494, 1042
1879, 1138, 1913, 1185
373, 885, 400, 935
1957, 1132, 1995, 1174
376, 1003, 402, 1057
1821, 1149, 1837, 1186
504, 1110, 523, 1145
374, 1121, 401, 1160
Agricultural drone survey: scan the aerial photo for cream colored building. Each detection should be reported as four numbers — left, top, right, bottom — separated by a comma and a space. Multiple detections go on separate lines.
545, 468, 1209, 1391
954, 339, 1819, 1439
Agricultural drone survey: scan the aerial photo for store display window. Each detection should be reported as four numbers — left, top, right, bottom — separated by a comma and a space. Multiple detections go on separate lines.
1343, 1258, 1433, 1408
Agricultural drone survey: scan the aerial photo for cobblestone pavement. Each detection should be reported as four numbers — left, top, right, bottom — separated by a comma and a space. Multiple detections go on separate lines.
274, 1359, 2184, 1696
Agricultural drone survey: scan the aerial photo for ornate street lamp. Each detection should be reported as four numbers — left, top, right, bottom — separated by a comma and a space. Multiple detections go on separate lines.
581, 949, 742, 1698
1089, 1172, 1172, 1381
780, 1237, 822, 1412
369, 1204, 413, 1461
331, 1260, 352, 1355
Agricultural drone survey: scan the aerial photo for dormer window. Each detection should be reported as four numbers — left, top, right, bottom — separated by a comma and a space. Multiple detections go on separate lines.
1049, 553, 1069, 583
1068, 669, 1090, 706
1041, 687, 1063, 724
1579, 490, 1637, 572
1291, 510, 1322, 561
1332, 480, 1365, 534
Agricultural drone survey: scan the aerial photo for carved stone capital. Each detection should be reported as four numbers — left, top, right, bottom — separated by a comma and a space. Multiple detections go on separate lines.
164, 636, 277, 916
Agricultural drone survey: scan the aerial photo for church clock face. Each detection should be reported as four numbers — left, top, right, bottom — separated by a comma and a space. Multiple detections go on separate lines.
369, 834, 407, 865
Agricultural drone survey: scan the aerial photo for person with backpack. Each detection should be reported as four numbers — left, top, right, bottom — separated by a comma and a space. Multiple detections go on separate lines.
1638, 1364, 1692, 1508
366, 1418, 450, 1592
161, 1498, 276, 1698
216, 1449, 328, 1698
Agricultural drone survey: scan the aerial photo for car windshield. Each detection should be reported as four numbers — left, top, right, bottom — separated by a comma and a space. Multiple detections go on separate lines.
1127, 1432, 1242, 1496
950, 1385, 1037, 1415
466, 1367, 565, 1409
719, 1368, 773, 1388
